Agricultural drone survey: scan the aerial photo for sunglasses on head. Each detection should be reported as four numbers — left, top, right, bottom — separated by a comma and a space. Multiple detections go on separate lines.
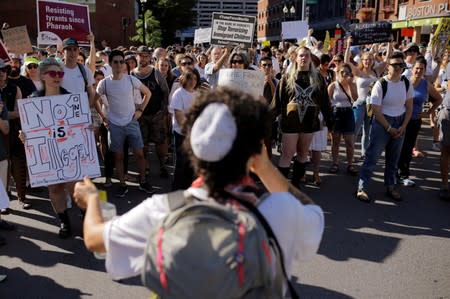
341, 71, 352, 77
231, 60, 244, 64
27, 64, 38, 69
45, 70, 64, 78
180, 61, 192, 66
112, 60, 125, 64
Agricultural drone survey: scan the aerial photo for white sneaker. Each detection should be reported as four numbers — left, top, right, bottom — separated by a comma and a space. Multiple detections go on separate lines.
432, 142, 441, 151
402, 178, 416, 187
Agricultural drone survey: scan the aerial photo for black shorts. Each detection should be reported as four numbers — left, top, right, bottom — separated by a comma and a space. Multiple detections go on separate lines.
332, 107, 355, 135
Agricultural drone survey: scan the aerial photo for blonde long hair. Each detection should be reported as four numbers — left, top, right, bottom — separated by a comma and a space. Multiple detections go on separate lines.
285, 46, 322, 94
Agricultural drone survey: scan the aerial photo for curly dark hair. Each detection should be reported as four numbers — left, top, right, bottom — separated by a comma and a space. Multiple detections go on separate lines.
183, 87, 271, 197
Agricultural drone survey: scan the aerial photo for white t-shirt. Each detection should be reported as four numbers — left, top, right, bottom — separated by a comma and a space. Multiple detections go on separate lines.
169, 87, 196, 134
205, 62, 220, 88
370, 76, 414, 117
62, 64, 95, 93
96, 75, 142, 126
102, 187, 324, 280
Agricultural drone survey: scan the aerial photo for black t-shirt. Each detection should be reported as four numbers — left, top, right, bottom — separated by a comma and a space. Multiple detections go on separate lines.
9, 76, 36, 98
131, 69, 164, 115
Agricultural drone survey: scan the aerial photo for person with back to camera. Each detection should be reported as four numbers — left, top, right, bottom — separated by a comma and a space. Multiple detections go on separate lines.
73, 87, 324, 298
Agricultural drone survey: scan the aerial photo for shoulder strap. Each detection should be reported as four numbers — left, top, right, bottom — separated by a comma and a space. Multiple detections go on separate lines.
129, 75, 136, 100
221, 190, 299, 299
338, 82, 353, 105
77, 63, 88, 92
164, 190, 195, 211
401, 75, 410, 93
380, 78, 388, 99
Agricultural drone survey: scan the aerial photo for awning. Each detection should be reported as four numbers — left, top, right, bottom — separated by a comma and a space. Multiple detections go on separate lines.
392, 17, 448, 29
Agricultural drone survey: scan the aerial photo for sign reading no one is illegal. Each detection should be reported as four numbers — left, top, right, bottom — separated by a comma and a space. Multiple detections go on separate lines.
210, 13, 256, 48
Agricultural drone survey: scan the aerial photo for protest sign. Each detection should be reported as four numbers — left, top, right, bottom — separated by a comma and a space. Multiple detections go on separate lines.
18, 93, 100, 187
194, 28, 212, 45
261, 40, 271, 47
210, 13, 256, 48
281, 20, 308, 40
218, 69, 264, 99
432, 18, 449, 56
349, 21, 392, 46
1, 26, 33, 55
0, 41, 10, 63
37, 0, 91, 45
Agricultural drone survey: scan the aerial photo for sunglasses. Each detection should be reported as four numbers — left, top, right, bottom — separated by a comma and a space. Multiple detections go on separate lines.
231, 60, 244, 64
334, 59, 343, 63
389, 63, 406, 69
27, 64, 39, 69
45, 70, 65, 78
261, 63, 273, 67
112, 60, 125, 64
180, 61, 192, 66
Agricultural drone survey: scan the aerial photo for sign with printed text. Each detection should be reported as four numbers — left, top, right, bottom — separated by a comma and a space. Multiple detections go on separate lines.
218, 69, 264, 99
194, 28, 212, 44
349, 21, 392, 46
18, 93, 100, 187
37, 0, 91, 45
0, 40, 10, 63
1, 26, 33, 55
281, 20, 308, 40
210, 13, 256, 48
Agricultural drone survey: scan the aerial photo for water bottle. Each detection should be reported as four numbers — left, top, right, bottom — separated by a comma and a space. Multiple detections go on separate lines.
94, 190, 116, 260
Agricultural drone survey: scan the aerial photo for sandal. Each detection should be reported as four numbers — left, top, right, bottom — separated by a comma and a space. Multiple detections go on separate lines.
329, 163, 339, 174
312, 173, 321, 186
386, 187, 402, 201
347, 165, 358, 176
356, 189, 370, 203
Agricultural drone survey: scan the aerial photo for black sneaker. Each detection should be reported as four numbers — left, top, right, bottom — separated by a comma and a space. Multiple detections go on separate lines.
58, 223, 72, 239
0, 208, 11, 215
139, 181, 155, 194
116, 184, 129, 198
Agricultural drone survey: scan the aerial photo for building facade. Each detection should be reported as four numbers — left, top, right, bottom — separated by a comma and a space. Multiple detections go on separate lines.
193, 0, 258, 28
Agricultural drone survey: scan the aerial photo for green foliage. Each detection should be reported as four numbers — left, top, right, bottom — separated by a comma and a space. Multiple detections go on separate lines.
131, 10, 162, 46
143, 0, 197, 45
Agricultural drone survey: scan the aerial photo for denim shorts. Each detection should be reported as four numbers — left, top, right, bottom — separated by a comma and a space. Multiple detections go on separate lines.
108, 119, 144, 152
332, 107, 355, 135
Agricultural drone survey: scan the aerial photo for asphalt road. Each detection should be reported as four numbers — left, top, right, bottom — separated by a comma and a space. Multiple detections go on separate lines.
1, 125, 449, 299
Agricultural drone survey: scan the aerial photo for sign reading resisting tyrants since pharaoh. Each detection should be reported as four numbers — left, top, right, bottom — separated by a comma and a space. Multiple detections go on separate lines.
18, 93, 101, 187
210, 13, 256, 48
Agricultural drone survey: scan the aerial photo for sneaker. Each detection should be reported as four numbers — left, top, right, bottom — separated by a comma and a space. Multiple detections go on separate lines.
104, 177, 112, 188
356, 189, 370, 203
139, 181, 155, 194
432, 142, 441, 151
58, 223, 72, 239
402, 178, 416, 187
0, 220, 16, 231
0, 208, 11, 215
116, 184, 129, 198
19, 200, 32, 210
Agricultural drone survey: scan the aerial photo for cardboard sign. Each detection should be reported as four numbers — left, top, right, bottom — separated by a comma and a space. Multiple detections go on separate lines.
218, 69, 264, 99
37, 0, 91, 45
281, 20, 308, 40
210, 13, 256, 48
1, 26, 33, 55
194, 28, 212, 44
349, 21, 392, 46
0, 41, 10, 63
18, 93, 100, 187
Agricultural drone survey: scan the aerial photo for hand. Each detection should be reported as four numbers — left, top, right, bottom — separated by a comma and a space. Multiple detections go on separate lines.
346, 36, 353, 47
133, 110, 143, 120
102, 117, 109, 129
18, 130, 26, 144
73, 176, 98, 210
87, 32, 95, 43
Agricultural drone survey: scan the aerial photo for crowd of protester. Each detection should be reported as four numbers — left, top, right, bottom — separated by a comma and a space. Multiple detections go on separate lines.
0, 31, 448, 292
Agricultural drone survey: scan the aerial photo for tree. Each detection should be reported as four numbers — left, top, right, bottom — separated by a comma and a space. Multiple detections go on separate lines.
131, 10, 162, 47
143, 0, 197, 45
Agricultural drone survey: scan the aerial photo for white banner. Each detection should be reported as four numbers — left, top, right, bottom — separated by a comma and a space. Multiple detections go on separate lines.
281, 20, 308, 40
18, 93, 100, 187
194, 28, 211, 44
218, 69, 264, 99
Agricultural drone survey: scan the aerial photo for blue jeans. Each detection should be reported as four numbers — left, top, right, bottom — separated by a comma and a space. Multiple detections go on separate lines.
353, 101, 370, 156
358, 114, 406, 190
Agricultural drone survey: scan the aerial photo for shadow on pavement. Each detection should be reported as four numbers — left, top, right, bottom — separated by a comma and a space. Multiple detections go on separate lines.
292, 277, 354, 299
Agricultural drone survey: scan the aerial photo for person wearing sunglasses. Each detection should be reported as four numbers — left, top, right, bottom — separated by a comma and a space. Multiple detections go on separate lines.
23, 56, 42, 90
228, 52, 249, 70
18, 58, 74, 237
356, 52, 413, 202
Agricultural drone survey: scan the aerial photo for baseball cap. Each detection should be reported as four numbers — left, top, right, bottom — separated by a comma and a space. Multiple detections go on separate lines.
136, 46, 152, 54
62, 37, 79, 49
403, 43, 419, 53
24, 56, 40, 66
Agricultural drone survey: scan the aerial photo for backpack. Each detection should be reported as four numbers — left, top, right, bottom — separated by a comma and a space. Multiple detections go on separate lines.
141, 190, 299, 299
366, 75, 410, 118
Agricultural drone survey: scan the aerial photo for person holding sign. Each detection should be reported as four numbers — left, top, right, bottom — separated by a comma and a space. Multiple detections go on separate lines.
205, 45, 231, 89
271, 46, 332, 187
19, 58, 76, 238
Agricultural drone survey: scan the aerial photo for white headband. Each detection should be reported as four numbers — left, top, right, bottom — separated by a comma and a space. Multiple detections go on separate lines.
190, 102, 237, 162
